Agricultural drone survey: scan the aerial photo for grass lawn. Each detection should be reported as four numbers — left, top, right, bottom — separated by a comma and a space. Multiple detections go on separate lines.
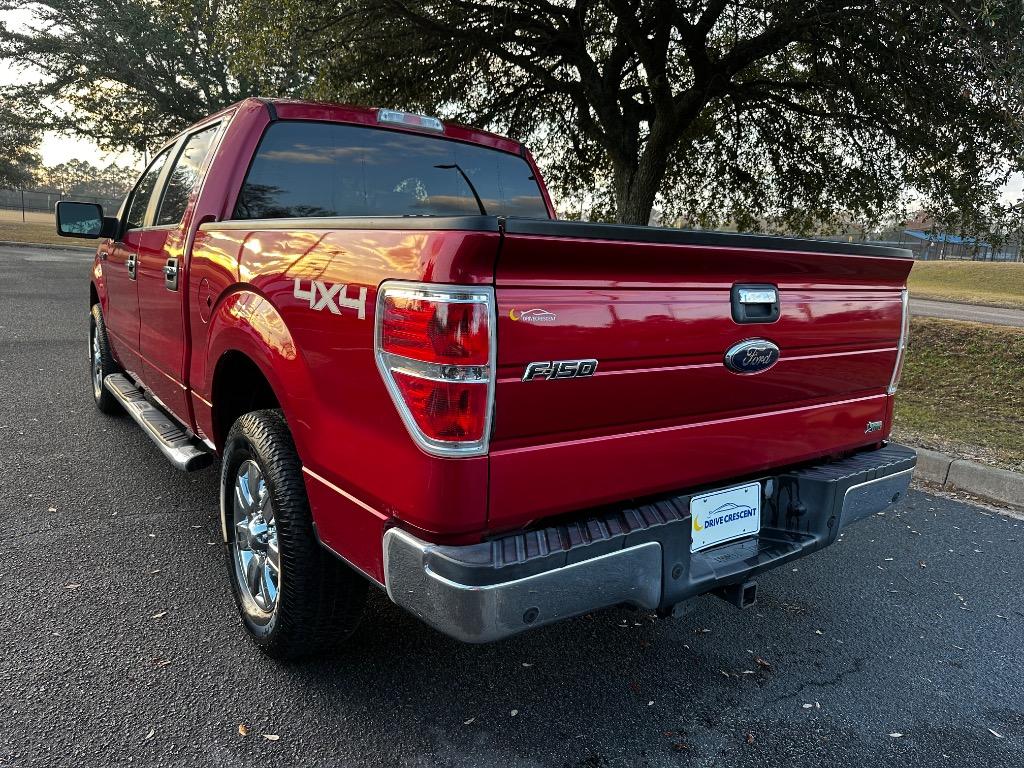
0, 218, 92, 248
908, 260, 1024, 310
894, 317, 1024, 472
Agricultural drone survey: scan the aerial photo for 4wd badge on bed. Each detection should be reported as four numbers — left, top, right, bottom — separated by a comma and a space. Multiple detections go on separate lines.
293, 278, 367, 319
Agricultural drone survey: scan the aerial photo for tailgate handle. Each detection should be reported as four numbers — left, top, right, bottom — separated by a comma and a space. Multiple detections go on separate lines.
731, 284, 779, 324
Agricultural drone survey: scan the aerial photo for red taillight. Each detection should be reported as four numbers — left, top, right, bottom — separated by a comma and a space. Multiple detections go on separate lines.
375, 283, 494, 456
391, 372, 489, 440
380, 294, 489, 364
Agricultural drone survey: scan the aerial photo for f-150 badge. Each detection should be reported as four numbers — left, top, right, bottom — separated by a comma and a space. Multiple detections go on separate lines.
293, 279, 367, 319
522, 359, 598, 382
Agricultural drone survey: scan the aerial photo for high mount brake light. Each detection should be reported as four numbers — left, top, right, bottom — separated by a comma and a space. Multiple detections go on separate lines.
888, 288, 910, 395
377, 109, 445, 133
375, 282, 495, 457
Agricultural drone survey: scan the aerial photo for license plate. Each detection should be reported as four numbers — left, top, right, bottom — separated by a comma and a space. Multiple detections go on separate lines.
690, 481, 761, 553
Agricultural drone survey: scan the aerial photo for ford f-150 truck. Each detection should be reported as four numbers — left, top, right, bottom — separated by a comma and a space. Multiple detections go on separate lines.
56, 98, 916, 659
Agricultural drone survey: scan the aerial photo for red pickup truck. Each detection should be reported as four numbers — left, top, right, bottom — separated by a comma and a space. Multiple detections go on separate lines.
56, 98, 916, 658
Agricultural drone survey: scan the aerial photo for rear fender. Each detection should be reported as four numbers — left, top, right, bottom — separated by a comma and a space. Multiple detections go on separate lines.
203, 289, 314, 454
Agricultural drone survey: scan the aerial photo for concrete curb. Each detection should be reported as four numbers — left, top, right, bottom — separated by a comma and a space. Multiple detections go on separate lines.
0, 240, 94, 253
911, 446, 1024, 510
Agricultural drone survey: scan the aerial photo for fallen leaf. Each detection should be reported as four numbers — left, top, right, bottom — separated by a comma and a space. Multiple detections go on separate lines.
648, 701, 654, 706
988, 729, 1003, 739
150, 611, 167, 620
814, 629, 823, 635
65, 583, 81, 590
263, 734, 279, 741
144, 728, 154, 741
754, 656, 772, 671
521, 662, 533, 667
802, 703, 813, 709
47, 507, 57, 512
745, 732, 755, 745
510, 709, 518, 717
889, 732, 903, 738
463, 718, 475, 725
238, 724, 249, 737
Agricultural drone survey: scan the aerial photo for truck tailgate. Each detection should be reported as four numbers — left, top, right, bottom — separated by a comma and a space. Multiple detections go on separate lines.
488, 219, 913, 531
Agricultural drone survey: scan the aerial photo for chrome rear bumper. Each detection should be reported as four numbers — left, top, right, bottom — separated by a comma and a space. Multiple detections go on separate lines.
383, 443, 915, 643
384, 531, 661, 643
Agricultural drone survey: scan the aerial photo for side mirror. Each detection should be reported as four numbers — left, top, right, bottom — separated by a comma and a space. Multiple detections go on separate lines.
55, 201, 118, 239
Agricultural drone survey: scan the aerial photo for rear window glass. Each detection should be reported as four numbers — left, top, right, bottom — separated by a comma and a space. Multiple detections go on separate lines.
233, 121, 548, 220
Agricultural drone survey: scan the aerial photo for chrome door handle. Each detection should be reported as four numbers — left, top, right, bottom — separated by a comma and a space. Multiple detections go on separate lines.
126, 254, 137, 280
163, 258, 179, 291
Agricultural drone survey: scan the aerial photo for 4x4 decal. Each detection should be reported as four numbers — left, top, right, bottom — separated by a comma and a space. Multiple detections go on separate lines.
293, 279, 367, 319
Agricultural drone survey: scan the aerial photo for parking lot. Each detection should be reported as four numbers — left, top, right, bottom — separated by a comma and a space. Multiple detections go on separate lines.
1, 245, 1021, 767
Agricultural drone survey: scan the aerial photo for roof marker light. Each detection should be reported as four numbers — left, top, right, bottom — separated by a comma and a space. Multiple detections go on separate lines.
377, 109, 444, 133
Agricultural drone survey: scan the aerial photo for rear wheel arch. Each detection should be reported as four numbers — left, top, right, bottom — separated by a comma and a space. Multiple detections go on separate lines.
202, 291, 317, 456
210, 350, 282, 453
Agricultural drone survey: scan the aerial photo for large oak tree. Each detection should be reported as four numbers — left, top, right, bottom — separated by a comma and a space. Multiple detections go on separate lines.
3, 0, 1022, 231
235, 0, 1024, 230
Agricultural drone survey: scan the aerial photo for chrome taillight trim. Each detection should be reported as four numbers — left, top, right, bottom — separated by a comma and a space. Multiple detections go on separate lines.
887, 288, 909, 395
374, 280, 496, 458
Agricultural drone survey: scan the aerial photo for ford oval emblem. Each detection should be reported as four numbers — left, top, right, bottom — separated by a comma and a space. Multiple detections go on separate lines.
724, 339, 780, 374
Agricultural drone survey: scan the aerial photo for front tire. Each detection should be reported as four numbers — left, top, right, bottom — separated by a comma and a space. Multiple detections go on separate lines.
221, 409, 367, 660
90, 303, 121, 414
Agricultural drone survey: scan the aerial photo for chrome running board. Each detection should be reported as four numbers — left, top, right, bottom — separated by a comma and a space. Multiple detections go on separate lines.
103, 373, 213, 472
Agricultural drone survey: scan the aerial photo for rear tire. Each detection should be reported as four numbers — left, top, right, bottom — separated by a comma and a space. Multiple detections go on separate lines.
90, 304, 121, 414
221, 409, 367, 660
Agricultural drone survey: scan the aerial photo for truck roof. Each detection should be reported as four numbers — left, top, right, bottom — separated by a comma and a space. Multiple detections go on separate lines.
166, 97, 528, 158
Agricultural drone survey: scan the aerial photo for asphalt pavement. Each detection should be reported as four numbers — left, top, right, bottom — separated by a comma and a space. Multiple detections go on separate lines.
1, 244, 1021, 767
911, 298, 1024, 327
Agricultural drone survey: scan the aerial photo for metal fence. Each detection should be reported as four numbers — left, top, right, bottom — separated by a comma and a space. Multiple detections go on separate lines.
890, 229, 1023, 262
0, 187, 122, 219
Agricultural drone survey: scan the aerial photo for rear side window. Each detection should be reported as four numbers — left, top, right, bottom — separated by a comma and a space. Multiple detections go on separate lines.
233, 121, 548, 220
156, 124, 219, 226
125, 149, 171, 230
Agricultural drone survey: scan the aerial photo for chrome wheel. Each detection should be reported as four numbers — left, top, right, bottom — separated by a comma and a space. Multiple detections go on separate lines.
91, 322, 103, 400
231, 459, 280, 618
